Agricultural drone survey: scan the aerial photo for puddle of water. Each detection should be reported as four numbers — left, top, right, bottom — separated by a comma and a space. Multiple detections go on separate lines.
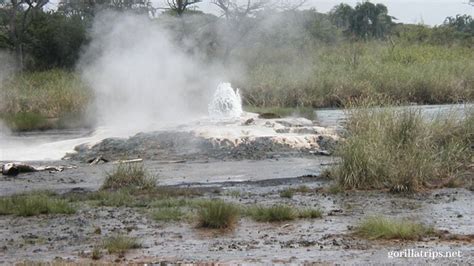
316, 103, 472, 127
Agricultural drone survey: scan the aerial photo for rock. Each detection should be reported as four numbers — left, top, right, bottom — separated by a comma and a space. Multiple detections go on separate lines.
243, 118, 255, 125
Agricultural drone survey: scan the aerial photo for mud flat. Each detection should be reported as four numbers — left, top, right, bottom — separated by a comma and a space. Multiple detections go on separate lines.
0, 175, 472, 264
0, 112, 473, 264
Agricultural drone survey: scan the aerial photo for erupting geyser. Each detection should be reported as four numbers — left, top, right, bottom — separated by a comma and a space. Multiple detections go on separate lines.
208, 82, 243, 119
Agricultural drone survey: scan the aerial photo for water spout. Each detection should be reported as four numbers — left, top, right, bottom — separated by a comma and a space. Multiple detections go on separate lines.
208, 82, 243, 120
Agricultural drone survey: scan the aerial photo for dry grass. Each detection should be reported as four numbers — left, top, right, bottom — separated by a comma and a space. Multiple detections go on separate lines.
0, 69, 90, 131
241, 42, 474, 108
332, 102, 473, 192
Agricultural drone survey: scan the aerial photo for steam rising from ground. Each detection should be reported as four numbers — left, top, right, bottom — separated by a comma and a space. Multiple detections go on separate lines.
0, 52, 16, 136
79, 13, 223, 134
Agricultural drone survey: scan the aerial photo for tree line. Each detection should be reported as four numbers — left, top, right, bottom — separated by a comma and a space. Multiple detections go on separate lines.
0, 0, 473, 71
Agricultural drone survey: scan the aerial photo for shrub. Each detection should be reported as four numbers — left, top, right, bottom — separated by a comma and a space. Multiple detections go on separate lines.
0, 192, 75, 216
355, 216, 436, 240
101, 163, 156, 191
197, 200, 239, 229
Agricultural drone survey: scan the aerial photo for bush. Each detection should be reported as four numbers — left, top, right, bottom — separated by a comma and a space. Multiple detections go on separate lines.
0, 192, 75, 216
333, 104, 473, 192
102, 163, 156, 191
197, 200, 239, 229
356, 216, 436, 240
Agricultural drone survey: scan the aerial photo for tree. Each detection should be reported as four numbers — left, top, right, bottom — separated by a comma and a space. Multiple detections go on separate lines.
0, 0, 49, 69
165, 0, 201, 16
25, 11, 87, 69
444, 14, 474, 35
211, 0, 305, 62
329, 1, 394, 39
58, 0, 154, 19
329, 3, 353, 29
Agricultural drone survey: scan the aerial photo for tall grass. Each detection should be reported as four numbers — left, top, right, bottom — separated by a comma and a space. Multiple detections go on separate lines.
333, 102, 473, 192
240, 42, 474, 108
0, 69, 90, 131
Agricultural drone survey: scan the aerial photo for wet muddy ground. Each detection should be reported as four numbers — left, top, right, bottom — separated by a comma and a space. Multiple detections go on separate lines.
0, 158, 472, 264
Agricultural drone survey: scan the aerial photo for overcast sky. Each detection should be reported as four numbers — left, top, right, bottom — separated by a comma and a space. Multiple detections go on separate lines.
194, 0, 474, 26
48, 1, 474, 26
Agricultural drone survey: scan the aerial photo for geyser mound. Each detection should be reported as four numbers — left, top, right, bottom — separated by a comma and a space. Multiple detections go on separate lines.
208, 82, 242, 120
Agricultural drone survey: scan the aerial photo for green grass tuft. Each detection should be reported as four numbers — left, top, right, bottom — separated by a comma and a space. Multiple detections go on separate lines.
297, 208, 323, 219
103, 235, 141, 255
279, 188, 294, 198
151, 207, 185, 222
0, 192, 75, 216
101, 163, 156, 191
197, 200, 239, 229
355, 216, 437, 240
247, 204, 296, 222
91, 246, 102, 260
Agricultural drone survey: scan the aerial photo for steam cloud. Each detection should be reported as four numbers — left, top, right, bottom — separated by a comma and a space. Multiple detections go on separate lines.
79, 12, 224, 133
0, 51, 16, 137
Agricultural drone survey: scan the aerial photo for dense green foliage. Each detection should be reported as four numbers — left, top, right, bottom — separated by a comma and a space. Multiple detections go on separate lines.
329, 2, 394, 39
